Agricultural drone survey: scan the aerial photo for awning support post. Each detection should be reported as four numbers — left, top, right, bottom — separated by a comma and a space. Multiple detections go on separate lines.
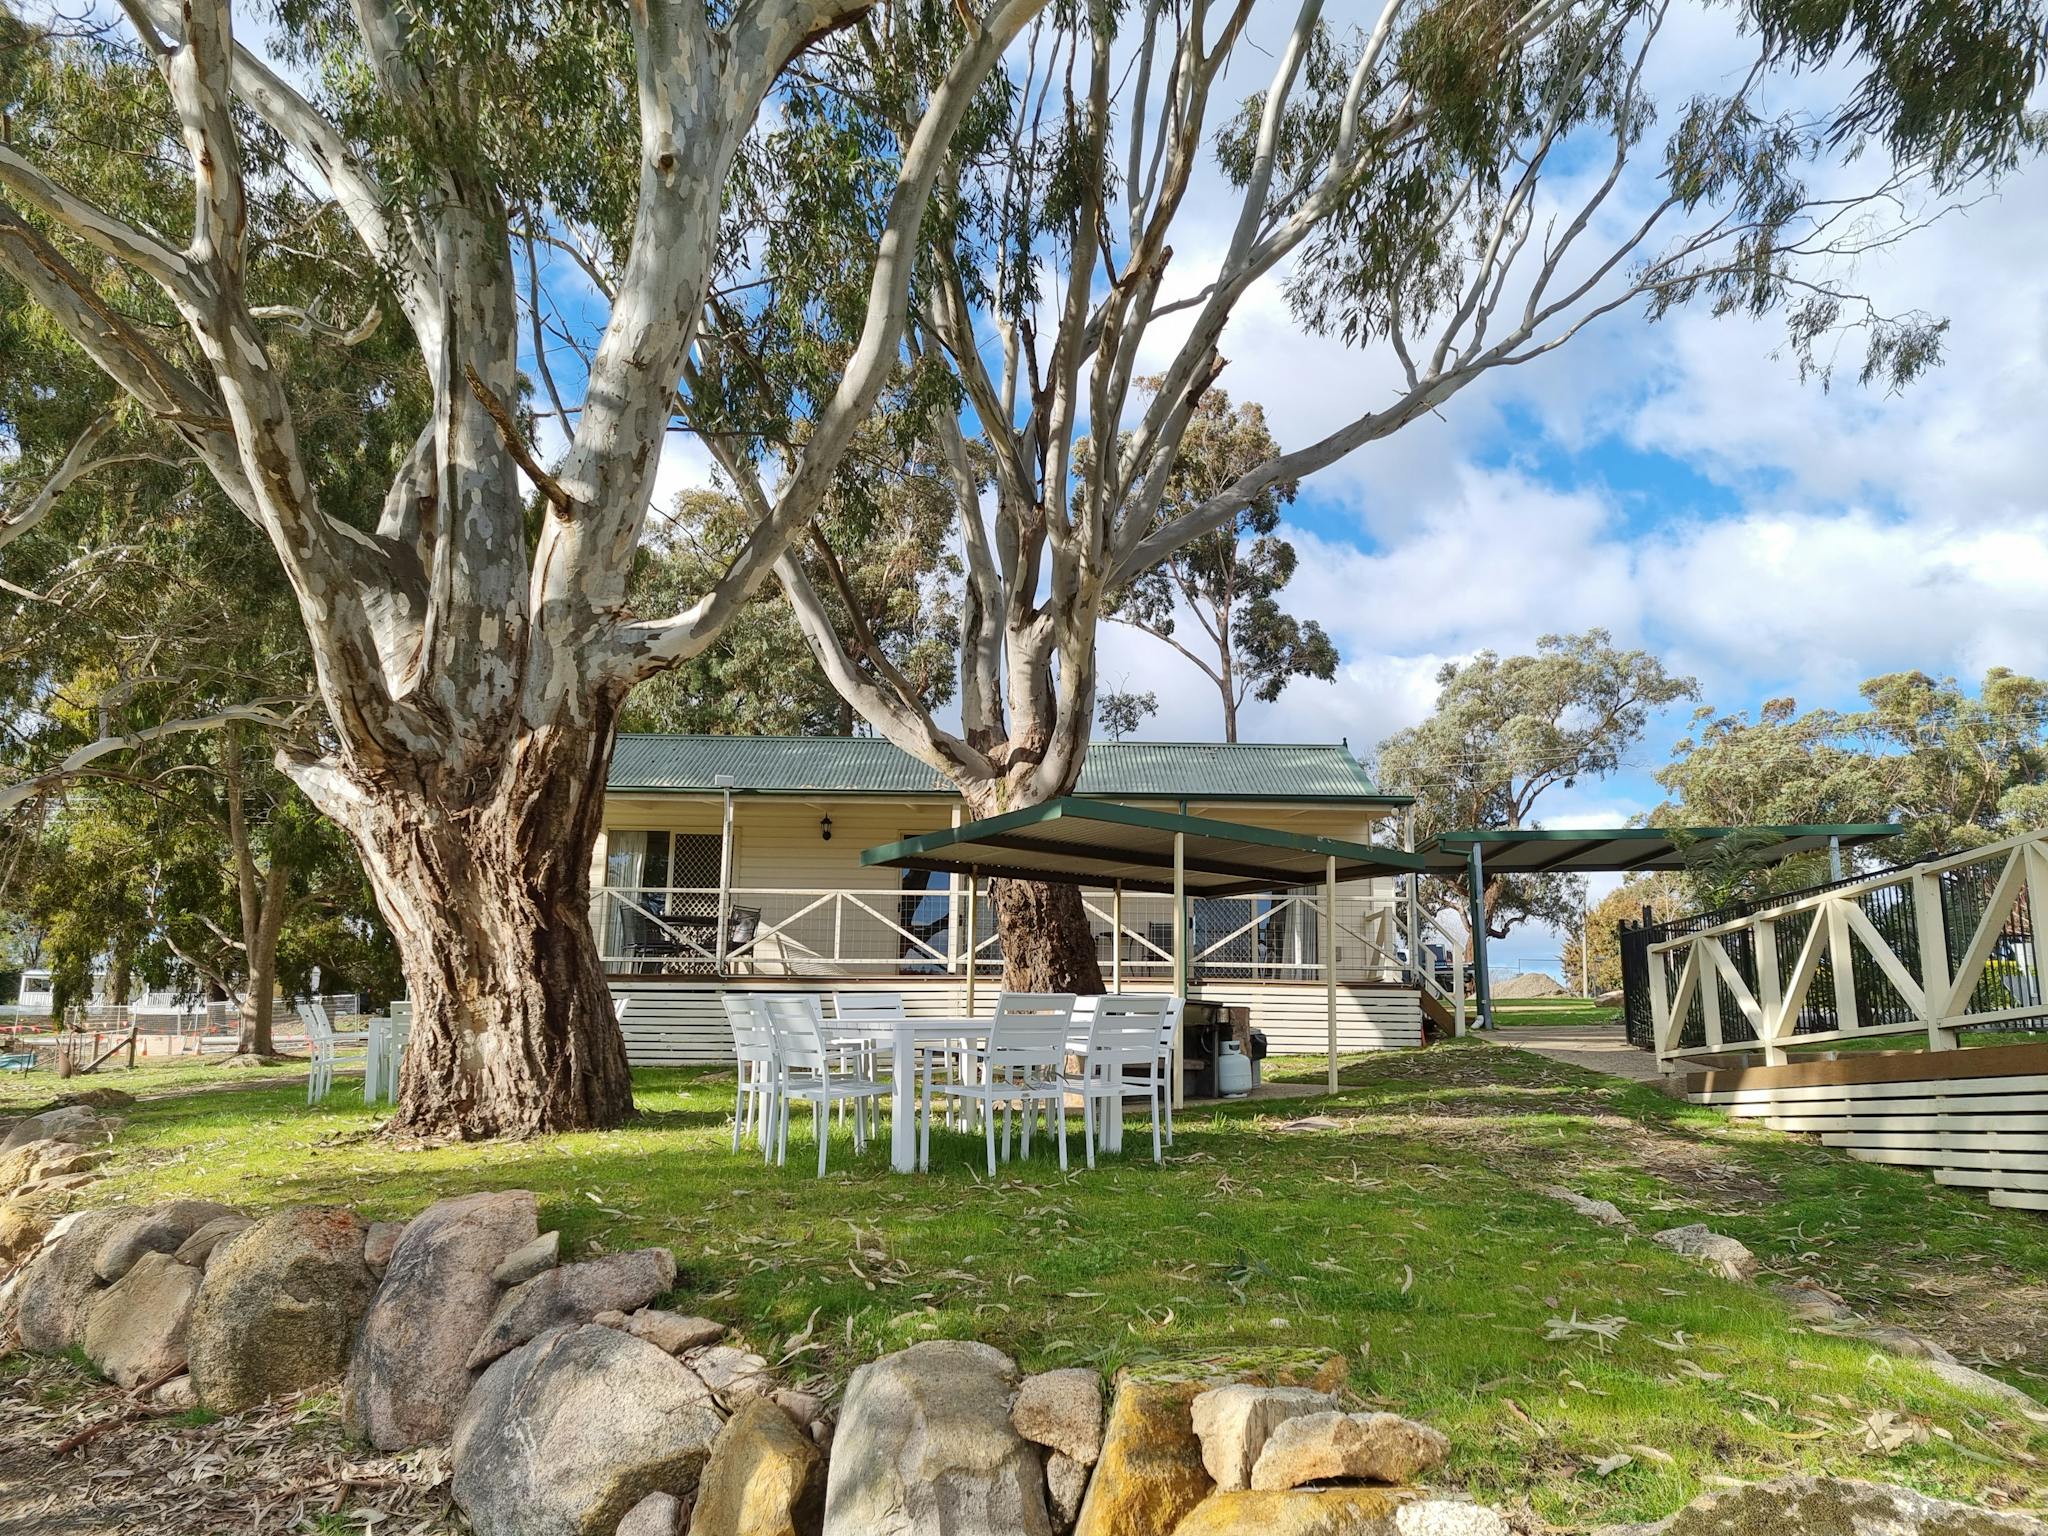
1467, 841, 1493, 1030
1111, 881, 1123, 994
715, 789, 734, 973
946, 805, 961, 975
1172, 831, 1186, 1111
1402, 807, 1419, 987
965, 871, 979, 1016
1325, 852, 1339, 1093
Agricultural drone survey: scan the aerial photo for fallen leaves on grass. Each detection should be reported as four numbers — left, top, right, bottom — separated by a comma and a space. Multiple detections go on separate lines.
1859, 1409, 1933, 1453
1543, 1312, 1629, 1343
1, 1356, 458, 1535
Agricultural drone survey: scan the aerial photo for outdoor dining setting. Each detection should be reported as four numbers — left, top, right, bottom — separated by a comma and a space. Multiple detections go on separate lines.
719, 989, 1179, 1177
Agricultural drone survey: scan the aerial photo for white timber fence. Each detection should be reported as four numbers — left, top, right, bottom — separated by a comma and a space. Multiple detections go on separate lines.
590, 883, 1414, 986
1651, 830, 2048, 1068
1686, 1043, 2048, 1213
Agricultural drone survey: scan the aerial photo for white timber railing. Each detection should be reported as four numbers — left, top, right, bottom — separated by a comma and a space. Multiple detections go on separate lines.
1651, 831, 2048, 1067
590, 884, 1415, 987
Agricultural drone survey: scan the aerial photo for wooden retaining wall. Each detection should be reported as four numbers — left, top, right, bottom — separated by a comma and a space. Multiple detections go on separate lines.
608, 977, 1422, 1067
1686, 1042, 2048, 1213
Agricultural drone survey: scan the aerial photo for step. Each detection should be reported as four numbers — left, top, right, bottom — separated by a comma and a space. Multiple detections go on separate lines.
1934, 1167, 2048, 1191
1818, 1129, 2048, 1153
1769, 1110, 2048, 1135
1838, 1144, 2048, 1173
1989, 1189, 2048, 1211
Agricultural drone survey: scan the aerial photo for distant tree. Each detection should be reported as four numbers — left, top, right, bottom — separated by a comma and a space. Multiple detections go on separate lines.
1859, 670, 2048, 855
1653, 699, 1890, 893
1654, 669, 2048, 885
1379, 631, 1698, 954
1096, 689, 1158, 743
4, 733, 398, 1055
1560, 875, 1689, 997
1105, 389, 1336, 741
624, 478, 960, 737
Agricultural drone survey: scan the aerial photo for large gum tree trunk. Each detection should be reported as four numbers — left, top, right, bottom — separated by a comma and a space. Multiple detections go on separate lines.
992, 878, 1105, 994
335, 721, 632, 1140
962, 781, 1106, 995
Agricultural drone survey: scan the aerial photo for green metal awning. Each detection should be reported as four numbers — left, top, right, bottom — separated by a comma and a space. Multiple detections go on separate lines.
1417, 824, 1901, 876
860, 797, 1424, 896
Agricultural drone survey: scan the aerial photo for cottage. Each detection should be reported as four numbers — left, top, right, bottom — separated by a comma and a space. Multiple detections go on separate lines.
594, 735, 1443, 1063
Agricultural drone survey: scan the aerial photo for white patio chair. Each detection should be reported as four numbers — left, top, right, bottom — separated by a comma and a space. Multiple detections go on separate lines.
831, 991, 902, 1110
302, 1000, 368, 1106
941, 993, 1074, 1177
837, 989, 966, 1140
761, 994, 887, 1177
719, 993, 779, 1159
1160, 996, 1183, 1146
1064, 994, 1171, 1166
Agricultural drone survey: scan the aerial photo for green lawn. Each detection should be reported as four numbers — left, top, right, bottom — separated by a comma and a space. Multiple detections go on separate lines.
0, 1051, 317, 1112
1491, 997, 1623, 1028
22, 1039, 2047, 1529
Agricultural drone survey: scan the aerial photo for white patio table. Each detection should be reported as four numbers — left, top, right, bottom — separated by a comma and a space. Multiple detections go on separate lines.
824, 1017, 988, 1173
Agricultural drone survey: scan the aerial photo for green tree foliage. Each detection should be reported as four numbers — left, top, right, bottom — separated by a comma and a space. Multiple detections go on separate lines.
1655, 669, 2048, 890
623, 470, 961, 737
1105, 388, 1337, 741
1096, 688, 1158, 742
1560, 874, 1689, 997
1378, 631, 1698, 946
1, 734, 399, 1037
0, 25, 415, 1043
1, 0, 1035, 1134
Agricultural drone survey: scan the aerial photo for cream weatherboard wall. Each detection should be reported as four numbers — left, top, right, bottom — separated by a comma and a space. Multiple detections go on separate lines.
592, 790, 1422, 1062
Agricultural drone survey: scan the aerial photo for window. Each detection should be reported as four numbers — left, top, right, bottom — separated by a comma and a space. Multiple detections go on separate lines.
602, 831, 722, 970
898, 863, 951, 974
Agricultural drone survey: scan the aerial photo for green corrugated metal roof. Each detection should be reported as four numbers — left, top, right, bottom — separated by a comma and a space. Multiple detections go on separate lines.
607, 735, 1405, 803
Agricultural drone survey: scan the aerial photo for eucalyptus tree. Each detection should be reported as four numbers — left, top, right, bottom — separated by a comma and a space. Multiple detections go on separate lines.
705, 0, 2045, 987
1104, 386, 1337, 742
1378, 630, 1696, 949
0, 0, 1042, 1135
1655, 669, 2048, 865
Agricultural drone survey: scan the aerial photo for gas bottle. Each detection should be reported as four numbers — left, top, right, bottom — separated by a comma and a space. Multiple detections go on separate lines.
1216, 1038, 1253, 1098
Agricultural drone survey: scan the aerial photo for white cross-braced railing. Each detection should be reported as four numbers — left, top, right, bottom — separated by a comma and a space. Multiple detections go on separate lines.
1651, 831, 2048, 1066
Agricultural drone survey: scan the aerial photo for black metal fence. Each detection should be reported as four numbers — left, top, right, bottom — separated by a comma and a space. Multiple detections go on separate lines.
1619, 851, 2044, 1052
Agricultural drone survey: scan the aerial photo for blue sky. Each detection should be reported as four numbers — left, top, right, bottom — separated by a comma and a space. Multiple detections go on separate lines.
611, 1, 2048, 978
1073, 120, 2048, 976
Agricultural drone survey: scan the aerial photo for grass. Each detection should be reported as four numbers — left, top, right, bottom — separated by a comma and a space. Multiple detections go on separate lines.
0, 1051, 316, 1113
1492, 998, 1623, 1028
26, 1039, 2046, 1529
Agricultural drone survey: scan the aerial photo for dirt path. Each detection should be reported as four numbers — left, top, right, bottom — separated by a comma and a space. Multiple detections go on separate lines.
1481, 1022, 1675, 1086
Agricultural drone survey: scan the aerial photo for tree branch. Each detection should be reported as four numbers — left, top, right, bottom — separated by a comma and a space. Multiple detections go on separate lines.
0, 704, 302, 816
464, 364, 574, 514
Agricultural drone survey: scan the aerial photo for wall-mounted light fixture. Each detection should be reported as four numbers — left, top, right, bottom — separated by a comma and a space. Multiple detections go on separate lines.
820, 815, 833, 842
